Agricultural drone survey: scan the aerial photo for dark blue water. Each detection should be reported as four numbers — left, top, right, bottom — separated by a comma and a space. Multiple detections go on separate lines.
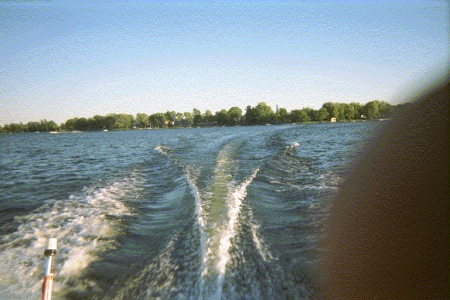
0, 123, 380, 299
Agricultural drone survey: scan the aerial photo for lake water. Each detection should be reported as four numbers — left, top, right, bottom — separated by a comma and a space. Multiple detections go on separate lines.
0, 122, 380, 299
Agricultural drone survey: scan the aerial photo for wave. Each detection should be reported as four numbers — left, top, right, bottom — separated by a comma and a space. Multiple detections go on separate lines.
214, 168, 260, 298
111, 146, 206, 299
185, 166, 207, 295
285, 141, 301, 151
0, 123, 376, 299
147, 143, 270, 299
153, 144, 168, 156
0, 172, 143, 299
120, 138, 318, 299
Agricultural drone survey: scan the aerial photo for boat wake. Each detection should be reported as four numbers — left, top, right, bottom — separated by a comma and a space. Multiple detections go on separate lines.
0, 172, 145, 299
0, 123, 375, 299
114, 142, 279, 299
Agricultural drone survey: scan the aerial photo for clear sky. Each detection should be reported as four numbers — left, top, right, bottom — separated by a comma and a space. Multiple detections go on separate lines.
1, 0, 449, 125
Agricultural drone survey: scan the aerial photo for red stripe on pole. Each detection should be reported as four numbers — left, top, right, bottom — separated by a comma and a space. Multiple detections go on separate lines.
42, 275, 53, 300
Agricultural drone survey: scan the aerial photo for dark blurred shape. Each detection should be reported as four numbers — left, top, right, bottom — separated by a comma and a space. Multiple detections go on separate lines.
323, 77, 449, 299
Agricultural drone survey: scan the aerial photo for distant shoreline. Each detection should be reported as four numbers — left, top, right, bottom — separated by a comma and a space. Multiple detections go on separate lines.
1, 100, 404, 134
1, 119, 391, 135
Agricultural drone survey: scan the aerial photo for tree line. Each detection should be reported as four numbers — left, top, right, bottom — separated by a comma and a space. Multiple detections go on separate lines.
1, 100, 406, 133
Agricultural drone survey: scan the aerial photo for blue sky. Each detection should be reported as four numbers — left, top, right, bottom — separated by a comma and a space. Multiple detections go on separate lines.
1, 1, 448, 125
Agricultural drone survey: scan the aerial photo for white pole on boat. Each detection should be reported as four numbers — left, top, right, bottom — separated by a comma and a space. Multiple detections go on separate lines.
42, 238, 57, 300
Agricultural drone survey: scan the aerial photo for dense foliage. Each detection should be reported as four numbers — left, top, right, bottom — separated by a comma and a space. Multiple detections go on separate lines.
1, 100, 402, 133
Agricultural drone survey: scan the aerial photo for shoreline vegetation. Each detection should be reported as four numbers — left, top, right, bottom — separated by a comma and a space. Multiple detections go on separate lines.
1, 100, 409, 133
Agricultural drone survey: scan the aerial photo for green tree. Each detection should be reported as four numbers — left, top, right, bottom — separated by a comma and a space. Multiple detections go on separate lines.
215, 109, 229, 126
76, 117, 89, 130
276, 107, 290, 124
228, 106, 242, 125
64, 118, 77, 131
103, 115, 116, 130
8, 123, 26, 133
254, 102, 276, 124
110, 113, 134, 129
322, 102, 340, 120
300, 107, 316, 121
27, 121, 40, 132
290, 110, 301, 123
337, 103, 346, 121
47, 120, 59, 131
316, 108, 329, 122
203, 110, 214, 125
343, 103, 356, 120
5, 99, 404, 133
183, 112, 193, 126
149, 113, 166, 128
174, 112, 183, 127
193, 108, 202, 126
365, 101, 380, 120
39, 119, 49, 131
164, 111, 176, 127
350, 102, 364, 119
244, 105, 257, 125
90, 115, 104, 130
136, 113, 149, 128
291, 109, 310, 123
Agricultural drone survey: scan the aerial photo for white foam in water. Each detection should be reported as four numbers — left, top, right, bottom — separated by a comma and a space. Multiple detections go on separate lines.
184, 168, 207, 293
217, 169, 259, 274
154, 145, 170, 156
249, 211, 274, 262
154, 143, 273, 299
214, 169, 260, 298
154, 144, 208, 293
286, 142, 300, 150
0, 174, 142, 299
